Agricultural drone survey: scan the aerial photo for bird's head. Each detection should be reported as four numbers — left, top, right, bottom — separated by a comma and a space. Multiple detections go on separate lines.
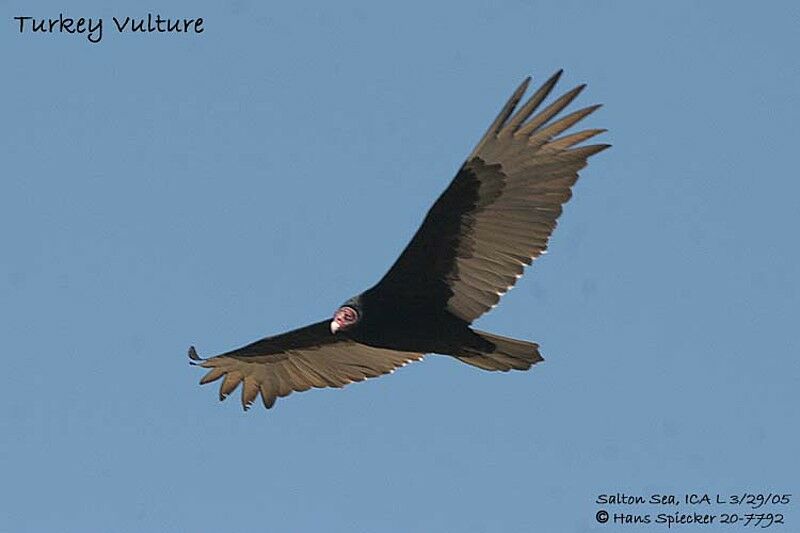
330, 296, 362, 334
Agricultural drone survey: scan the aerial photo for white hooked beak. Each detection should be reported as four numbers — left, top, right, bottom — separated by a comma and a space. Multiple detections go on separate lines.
330, 320, 340, 334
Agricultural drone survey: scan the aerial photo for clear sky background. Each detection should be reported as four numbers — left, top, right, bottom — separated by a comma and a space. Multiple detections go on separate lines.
1, 1, 798, 532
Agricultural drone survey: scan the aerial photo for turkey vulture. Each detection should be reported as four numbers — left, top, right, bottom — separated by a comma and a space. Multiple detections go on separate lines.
189, 71, 609, 410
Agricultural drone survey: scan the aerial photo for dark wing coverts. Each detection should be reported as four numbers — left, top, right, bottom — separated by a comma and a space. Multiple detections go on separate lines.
376, 71, 609, 322
190, 321, 422, 410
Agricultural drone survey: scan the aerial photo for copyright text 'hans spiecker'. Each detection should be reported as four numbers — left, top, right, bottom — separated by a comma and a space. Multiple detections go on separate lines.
593, 491, 792, 529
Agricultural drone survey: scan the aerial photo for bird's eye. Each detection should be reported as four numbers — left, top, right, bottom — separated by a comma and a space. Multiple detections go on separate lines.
336, 306, 358, 326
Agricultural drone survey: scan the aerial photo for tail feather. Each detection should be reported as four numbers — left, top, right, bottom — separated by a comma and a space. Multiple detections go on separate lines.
456, 330, 544, 372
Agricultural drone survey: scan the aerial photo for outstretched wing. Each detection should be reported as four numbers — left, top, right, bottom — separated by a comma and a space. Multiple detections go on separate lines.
374, 71, 609, 322
189, 320, 423, 410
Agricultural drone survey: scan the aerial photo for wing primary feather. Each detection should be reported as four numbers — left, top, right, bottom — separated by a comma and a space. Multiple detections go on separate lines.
527, 104, 602, 147
199, 368, 225, 385
568, 143, 613, 159
260, 385, 277, 409
544, 128, 607, 151
241, 378, 259, 411
500, 69, 563, 138
219, 371, 243, 401
188, 346, 202, 364
516, 84, 586, 137
470, 77, 531, 157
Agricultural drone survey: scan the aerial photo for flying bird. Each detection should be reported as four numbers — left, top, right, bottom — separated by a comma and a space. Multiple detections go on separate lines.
189, 71, 609, 410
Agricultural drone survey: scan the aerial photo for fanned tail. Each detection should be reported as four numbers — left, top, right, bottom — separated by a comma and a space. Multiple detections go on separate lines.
456, 330, 543, 372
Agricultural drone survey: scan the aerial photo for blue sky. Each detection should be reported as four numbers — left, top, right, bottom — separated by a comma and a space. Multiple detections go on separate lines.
1, 1, 798, 532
